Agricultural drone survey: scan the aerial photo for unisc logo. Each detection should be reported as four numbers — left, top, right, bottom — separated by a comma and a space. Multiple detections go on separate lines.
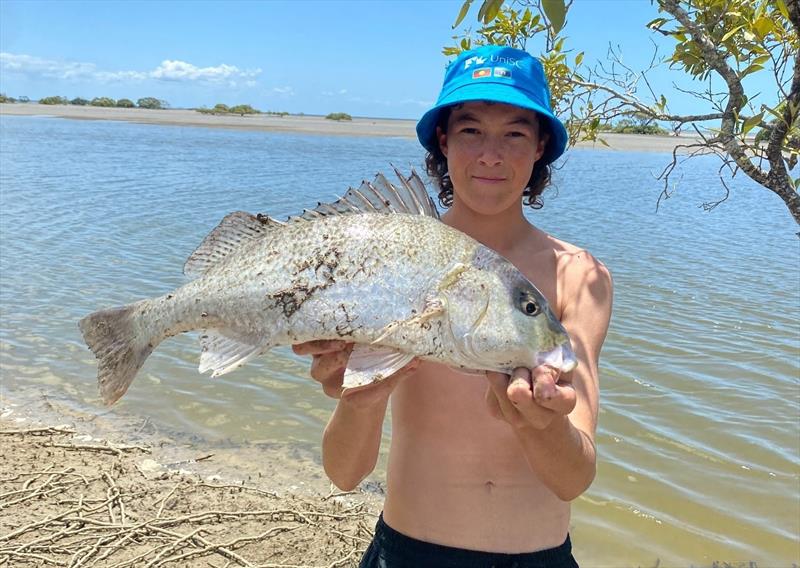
464, 54, 522, 70
490, 55, 522, 68
464, 56, 487, 69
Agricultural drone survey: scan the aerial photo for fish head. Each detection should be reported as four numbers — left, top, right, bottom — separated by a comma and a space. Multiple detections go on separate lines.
450, 247, 577, 374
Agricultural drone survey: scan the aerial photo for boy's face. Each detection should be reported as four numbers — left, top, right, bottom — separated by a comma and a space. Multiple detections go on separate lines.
437, 101, 547, 216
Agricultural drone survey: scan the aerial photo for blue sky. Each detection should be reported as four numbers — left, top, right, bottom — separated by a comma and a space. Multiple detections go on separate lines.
0, 0, 775, 120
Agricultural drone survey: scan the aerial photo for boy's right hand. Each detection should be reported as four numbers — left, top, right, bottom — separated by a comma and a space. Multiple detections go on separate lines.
292, 340, 419, 405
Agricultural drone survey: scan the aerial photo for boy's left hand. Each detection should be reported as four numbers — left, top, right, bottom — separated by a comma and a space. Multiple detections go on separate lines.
485, 367, 577, 430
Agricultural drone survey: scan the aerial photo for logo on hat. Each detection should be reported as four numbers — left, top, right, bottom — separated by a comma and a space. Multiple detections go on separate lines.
472, 68, 492, 79
464, 56, 487, 69
493, 67, 512, 78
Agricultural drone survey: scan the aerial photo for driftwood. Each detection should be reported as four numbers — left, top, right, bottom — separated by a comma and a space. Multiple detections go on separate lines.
0, 427, 374, 567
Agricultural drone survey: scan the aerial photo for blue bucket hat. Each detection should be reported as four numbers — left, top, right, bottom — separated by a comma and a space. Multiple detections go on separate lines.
416, 45, 568, 166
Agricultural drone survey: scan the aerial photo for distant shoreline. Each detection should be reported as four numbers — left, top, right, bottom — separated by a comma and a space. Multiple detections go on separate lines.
1, 103, 704, 153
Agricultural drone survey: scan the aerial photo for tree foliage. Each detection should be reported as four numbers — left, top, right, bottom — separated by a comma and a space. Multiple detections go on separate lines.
196, 103, 264, 116
136, 97, 164, 110
70, 97, 89, 106
0, 93, 15, 103
325, 112, 352, 121
115, 98, 135, 108
39, 96, 69, 105
229, 104, 259, 116
90, 97, 116, 107
450, 0, 800, 226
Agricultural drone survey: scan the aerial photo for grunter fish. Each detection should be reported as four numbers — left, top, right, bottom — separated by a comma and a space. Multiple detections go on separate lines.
79, 170, 577, 405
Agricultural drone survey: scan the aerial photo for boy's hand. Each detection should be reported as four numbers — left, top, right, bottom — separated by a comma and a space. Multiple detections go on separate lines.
485, 366, 577, 430
292, 340, 354, 398
292, 340, 418, 407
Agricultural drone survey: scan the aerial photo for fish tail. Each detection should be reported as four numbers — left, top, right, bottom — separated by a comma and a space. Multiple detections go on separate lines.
78, 301, 160, 406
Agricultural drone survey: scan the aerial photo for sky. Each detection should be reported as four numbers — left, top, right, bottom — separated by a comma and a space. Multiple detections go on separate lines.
0, 0, 778, 120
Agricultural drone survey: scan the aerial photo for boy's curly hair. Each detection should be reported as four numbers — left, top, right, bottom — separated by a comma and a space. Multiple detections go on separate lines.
423, 105, 553, 210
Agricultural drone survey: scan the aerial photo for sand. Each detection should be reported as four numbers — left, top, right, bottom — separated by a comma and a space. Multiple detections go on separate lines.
1, 103, 705, 153
0, 392, 381, 567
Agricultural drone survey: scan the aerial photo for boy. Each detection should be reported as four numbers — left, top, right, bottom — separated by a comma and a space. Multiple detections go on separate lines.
293, 45, 613, 567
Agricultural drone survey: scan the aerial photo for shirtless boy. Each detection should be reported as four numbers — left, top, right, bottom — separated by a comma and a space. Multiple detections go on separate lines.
293, 45, 613, 567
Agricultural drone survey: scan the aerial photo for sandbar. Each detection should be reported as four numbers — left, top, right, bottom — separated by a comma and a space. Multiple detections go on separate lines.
2, 102, 705, 153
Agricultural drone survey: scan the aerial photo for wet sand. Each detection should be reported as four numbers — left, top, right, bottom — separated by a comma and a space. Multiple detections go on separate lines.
1, 103, 704, 152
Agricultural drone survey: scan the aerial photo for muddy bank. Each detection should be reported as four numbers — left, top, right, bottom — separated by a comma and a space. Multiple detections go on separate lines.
0, 394, 383, 567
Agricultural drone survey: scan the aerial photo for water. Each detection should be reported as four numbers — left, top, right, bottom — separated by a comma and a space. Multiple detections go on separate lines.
1, 115, 798, 566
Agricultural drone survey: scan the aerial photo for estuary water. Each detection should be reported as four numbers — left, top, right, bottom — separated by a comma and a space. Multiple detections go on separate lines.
1, 114, 798, 566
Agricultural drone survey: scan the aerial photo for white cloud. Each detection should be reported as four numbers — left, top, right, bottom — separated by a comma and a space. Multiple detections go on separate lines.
151, 60, 260, 82
271, 86, 294, 95
0, 53, 98, 80
0, 52, 261, 85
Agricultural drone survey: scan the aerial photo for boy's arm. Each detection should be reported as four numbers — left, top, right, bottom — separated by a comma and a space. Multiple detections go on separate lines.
486, 251, 613, 501
292, 340, 418, 491
322, 364, 416, 490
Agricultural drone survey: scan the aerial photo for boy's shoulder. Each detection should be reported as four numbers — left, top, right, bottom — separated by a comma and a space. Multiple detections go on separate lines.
545, 235, 613, 326
537, 231, 610, 280
526, 229, 612, 315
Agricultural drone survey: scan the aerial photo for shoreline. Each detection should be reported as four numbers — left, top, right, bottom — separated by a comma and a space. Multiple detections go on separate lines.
1, 103, 706, 153
0, 390, 382, 567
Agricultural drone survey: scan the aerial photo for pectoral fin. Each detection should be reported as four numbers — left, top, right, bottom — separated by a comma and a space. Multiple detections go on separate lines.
343, 345, 415, 389
199, 330, 268, 377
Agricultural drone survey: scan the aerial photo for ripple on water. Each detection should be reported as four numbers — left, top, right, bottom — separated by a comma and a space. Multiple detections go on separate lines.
2, 116, 798, 564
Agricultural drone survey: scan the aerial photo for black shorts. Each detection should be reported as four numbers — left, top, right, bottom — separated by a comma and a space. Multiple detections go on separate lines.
359, 514, 579, 568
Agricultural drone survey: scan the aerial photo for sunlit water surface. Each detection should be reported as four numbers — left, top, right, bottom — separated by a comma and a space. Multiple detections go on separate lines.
1, 115, 798, 566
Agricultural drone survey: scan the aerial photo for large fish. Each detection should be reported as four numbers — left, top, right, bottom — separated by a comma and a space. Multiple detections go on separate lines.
79, 170, 577, 405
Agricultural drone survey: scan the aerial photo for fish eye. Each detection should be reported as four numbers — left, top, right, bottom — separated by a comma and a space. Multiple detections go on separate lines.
517, 291, 541, 317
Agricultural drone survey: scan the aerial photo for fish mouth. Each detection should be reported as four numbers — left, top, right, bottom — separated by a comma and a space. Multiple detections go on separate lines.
535, 342, 578, 373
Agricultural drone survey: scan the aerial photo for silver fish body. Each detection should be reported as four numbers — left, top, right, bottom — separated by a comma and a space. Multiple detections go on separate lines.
79, 171, 576, 405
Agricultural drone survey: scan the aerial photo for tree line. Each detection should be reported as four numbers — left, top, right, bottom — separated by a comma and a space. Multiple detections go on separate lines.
0, 94, 168, 109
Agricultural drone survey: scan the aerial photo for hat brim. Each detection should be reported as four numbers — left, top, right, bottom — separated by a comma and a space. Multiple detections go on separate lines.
416, 82, 568, 165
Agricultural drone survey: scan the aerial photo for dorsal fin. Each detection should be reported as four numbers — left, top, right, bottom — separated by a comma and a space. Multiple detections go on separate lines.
184, 211, 285, 279
184, 169, 437, 279
289, 168, 439, 222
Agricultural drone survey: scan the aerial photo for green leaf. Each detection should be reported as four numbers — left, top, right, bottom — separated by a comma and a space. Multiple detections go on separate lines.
754, 0, 767, 20
646, 17, 668, 29
483, 0, 503, 23
542, 0, 566, 35
742, 111, 765, 136
721, 24, 744, 42
575, 52, 584, 66
750, 54, 771, 66
477, 0, 487, 24
740, 63, 764, 78
752, 16, 774, 38
764, 104, 786, 123
775, 0, 790, 20
453, 0, 473, 28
